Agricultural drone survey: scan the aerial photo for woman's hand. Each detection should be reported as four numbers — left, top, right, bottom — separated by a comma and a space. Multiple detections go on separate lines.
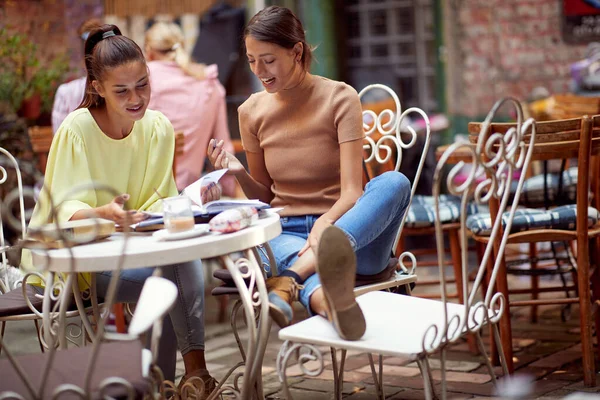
207, 139, 246, 176
298, 216, 333, 257
97, 194, 148, 226
201, 182, 221, 204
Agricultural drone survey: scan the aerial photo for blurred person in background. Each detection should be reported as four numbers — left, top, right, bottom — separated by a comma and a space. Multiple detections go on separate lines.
51, 18, 103, 133
145, 21, 236, 196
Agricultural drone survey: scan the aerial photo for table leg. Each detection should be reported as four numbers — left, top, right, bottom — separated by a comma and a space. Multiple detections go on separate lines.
215, 249, 270, 400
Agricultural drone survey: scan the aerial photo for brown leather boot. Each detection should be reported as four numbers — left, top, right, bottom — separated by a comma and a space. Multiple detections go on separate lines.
266, 276, 303, 328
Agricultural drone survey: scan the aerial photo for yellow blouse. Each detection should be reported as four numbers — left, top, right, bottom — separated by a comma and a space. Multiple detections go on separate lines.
21, 108, 178, 290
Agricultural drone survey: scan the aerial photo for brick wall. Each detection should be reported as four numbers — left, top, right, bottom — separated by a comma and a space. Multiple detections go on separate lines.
447, 0, 589, 118
1, 0, 103, 79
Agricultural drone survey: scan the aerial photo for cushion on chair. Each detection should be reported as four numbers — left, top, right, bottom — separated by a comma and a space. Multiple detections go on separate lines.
466, 204, 600, 236
0, 285, 43, 318
405, 195, 488, 228
520, 167, 578, 207
0, 340, 149, 397
355, 257, 398, 287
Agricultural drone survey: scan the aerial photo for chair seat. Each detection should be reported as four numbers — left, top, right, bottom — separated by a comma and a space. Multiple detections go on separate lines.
466, 204, 600, 236
405, 195, 488, 228
0, 285, 83, 318
0, 285, 42, 318
278, 291, 483, 357
0, 340, 149, 398
520, 167, 578, 207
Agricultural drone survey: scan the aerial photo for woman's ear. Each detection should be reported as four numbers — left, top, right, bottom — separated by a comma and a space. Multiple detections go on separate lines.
91, 80, 105, 98
293, 42, 304, 63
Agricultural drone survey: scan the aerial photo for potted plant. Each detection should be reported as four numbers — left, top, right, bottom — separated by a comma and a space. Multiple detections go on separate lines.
0, 28, 71, 122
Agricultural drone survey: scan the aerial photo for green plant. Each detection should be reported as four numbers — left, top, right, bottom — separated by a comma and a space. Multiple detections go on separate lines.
0, 28, 71, 115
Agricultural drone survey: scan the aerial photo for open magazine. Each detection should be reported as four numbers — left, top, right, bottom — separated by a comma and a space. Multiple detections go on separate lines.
136, 169, 270, 231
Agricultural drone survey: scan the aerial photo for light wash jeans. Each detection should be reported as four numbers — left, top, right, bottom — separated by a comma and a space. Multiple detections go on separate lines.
260, 171, 411, 312
96, 259, 205, 381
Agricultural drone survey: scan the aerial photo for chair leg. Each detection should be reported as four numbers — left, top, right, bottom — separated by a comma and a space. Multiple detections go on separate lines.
113, 303, 127, 334
367, 353, 385, 400
0, 321, 5, 356
231, 300, 246, 362
330, 348, 346, 400
590, 260, 600, 365
33, 319, 44, 353
494, 249, 514, 373
417, 357, 438, 400
218, 295, 229, 324
578, 242, 596, 386
449, 229, 478, 354
476, 331, 498, 385
529, 243, 539, 323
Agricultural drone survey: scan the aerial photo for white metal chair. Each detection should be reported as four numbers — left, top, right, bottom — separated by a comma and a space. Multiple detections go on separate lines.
275, 98, 537, 400
0, 148, 97, 354
0, 274, 177, 398
0, 179, 178, 397
0, 148, 48, 354
352, 83, 431, 294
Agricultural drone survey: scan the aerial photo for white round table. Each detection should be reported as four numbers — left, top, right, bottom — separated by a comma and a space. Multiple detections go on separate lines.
31, 213, 281, 400
32, 213, 281, 272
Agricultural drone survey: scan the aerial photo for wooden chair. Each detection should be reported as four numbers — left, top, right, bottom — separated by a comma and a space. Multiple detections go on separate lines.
172, 131, 185, 177
26, 126, 53, 175
467, 114, 600, 386
276, 98, 536, 400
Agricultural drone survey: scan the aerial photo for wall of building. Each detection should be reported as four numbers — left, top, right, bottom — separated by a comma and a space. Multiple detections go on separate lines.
445, 0, 588, 120
1, 0, 103, 79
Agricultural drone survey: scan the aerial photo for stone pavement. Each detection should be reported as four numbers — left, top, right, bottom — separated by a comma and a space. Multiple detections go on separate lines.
3, 263, 600, 399
177, 292, 600, 399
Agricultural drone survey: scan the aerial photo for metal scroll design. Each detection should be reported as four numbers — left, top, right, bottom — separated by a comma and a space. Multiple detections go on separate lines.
423, 98, 536, 389
358, 83, 432, 265
0, 148, 33, 294
276, 340, 325, 399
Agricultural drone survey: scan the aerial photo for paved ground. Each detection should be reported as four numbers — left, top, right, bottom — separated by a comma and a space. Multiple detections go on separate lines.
3, 248, 600, 399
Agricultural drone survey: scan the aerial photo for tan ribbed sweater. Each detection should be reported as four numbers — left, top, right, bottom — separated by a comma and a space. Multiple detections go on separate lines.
239, 74, 364, 217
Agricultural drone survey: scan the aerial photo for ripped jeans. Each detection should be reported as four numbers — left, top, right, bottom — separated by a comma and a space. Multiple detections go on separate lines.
259, 171, 411, 312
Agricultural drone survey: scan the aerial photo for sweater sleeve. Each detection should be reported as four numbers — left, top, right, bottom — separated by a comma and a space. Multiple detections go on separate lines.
238, 100, 261, 153
332, 83, 365, 144
31, 125, 95, 227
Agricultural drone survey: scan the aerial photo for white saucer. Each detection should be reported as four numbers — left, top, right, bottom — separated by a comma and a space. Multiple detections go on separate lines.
153, 224, 210, 241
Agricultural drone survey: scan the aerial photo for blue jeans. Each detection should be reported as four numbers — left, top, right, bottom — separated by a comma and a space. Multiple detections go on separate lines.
96, 260, 205, 381
260, 171, 411, 312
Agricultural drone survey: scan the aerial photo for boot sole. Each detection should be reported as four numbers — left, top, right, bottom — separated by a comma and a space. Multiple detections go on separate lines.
317, 226, 366, 341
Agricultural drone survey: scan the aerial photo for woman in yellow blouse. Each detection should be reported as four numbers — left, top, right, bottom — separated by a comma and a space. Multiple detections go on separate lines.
22, 25, 217, 395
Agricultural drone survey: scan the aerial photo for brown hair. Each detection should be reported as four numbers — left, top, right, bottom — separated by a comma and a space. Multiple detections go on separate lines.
78, 24, 146, 109
244, 6, 313, 71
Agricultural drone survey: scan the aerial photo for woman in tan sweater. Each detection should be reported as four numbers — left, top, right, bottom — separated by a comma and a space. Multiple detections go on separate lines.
208, 6, 411, 340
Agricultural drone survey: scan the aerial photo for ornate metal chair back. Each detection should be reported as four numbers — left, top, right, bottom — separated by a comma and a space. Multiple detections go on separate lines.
432, 98, 537, 355
358, 83, 432, 257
